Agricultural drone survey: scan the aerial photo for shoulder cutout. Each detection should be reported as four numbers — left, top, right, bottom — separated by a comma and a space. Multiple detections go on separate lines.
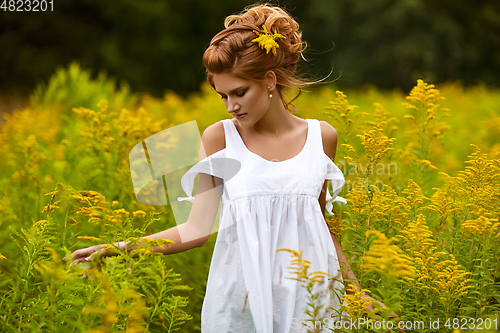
200, 121, 226, 160
319, 121, 338, 161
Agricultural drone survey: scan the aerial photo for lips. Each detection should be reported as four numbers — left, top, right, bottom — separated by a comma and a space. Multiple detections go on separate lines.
234, 113, 247, 119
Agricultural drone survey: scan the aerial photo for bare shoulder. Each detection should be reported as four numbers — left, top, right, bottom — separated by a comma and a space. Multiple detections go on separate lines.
200, 121, 226, 159
319, 121, 338, 161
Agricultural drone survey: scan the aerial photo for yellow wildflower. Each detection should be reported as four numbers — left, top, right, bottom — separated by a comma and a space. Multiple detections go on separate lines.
113, 208, 130, 219
426, 187, 458, 222
369, 185, 410, 229
341, 144, 357, 154
432, 254, 472, 302
277, 248, 315, 283
33, 220, 48, 228
362, 230, 415, 280
0, 253, 6, 260
399, 214, 435, 258
402, 179, 427, 208
132, 210, 147, 218
41, 204, 60, 213
141, 237, 175, 250
325, 91, 369, 142
340, 285, 377, 320
97, 100, 108, 113
420, 159, 438, 170
357, 122, 395, 170
72, 106, 96, 119
461, 208, 500, 238
79, 190, 107, 206
251, 25, 286, 55
325, 212, 346, 238
403, 79, 444, 110
71, 193, 91, 205
77, 236, 102, 242
44, 174, 54, 185
399, 214, 472, 303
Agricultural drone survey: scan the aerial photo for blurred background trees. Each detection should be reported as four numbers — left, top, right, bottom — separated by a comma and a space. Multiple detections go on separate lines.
1, 0, 499, 99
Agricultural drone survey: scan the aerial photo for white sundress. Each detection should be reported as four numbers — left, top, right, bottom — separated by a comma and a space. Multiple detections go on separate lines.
177, 118, 347, 332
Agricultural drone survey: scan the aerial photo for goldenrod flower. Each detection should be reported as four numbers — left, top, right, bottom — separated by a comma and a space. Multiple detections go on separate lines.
461, 208, 500, 238
141, 237, 175, 250
399, 214, 472, 303
340, 285, 377, 320
251, 25, 285, 55
325, 212, 346, 238
425, 188, 458, 230
326, 91, 369, 143
432, 254, 472, 301
132, 210, 147, 218
41, 204, 60, 213
402, 179, 427, 208
357, 122, 395, 170
399, 214, 435, 258
420, 159, 438, 170
77, 236, 102, 242
33, 219, 48, 228
341, 144, 357, 154
362, 230, 415, 280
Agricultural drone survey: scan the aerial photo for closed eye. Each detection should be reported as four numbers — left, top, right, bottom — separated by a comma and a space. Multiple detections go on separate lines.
218, 88, 247, 100
236, 89, 247, 97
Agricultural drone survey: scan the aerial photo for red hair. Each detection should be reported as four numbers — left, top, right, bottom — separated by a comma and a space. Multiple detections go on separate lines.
203, 4, 312, 112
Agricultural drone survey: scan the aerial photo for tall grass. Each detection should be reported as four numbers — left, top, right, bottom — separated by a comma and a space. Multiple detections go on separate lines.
0, 62, 498, 332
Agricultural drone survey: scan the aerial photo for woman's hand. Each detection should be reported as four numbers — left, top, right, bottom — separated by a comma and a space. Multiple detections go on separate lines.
62, 244, 113, 278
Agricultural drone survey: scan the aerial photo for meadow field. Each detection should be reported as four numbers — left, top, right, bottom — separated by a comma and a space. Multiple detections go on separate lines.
0, 62, 498, 332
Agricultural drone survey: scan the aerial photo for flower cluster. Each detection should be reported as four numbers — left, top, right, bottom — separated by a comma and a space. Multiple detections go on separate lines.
357, 122, 396, 170
251, 25, 286, 55
361, 230, 415, 281
340, 285, 377, 320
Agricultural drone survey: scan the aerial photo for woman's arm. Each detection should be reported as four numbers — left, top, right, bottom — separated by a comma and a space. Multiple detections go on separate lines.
319, 180, 362, 294
64, 122, 226, 265
319, 121, 398, 320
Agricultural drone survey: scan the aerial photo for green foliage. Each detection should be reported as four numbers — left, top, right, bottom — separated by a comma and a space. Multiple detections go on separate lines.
30, 61, 138, 114
0, 64, 499, 332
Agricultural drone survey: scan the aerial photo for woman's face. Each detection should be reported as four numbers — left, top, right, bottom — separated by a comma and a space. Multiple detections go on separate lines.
212, 72, 271, 126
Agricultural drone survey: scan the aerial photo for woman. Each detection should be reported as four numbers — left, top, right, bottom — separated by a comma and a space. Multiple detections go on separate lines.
66, 4, 387, 332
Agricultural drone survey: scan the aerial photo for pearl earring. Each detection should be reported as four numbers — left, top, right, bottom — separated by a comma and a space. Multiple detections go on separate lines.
269, 90, 273, 98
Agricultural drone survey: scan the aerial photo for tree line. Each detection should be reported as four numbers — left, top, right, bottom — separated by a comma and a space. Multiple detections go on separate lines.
0, 0, 498, 97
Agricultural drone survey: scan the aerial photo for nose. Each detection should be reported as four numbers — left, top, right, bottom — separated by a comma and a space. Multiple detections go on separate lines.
226, 98, 240, 113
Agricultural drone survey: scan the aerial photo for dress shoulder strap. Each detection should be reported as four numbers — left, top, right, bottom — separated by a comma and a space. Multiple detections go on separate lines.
220, 119, 247, 153
306, 119, 325, 157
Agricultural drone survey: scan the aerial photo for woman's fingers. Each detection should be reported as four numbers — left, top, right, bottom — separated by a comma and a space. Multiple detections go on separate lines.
61, 245, 107, 279
63, 246, 100, 267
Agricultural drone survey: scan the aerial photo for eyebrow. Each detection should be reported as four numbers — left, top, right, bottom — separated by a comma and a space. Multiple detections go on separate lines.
215, 86, 247, 96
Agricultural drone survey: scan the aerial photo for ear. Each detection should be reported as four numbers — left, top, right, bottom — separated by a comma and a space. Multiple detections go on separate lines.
264, 71, 277, 90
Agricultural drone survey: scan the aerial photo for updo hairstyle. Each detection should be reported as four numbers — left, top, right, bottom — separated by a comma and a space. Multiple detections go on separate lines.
203, 4, 313, 112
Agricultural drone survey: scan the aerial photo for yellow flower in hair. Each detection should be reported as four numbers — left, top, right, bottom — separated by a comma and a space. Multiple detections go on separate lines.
252, 25, 286, 55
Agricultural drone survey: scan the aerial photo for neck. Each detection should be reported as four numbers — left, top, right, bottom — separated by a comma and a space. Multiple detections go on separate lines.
252, 95, 296, 137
